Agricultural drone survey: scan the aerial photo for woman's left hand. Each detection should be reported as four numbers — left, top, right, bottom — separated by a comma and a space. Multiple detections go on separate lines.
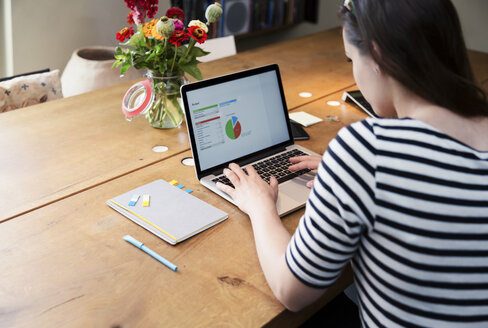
216, 163, 279, 217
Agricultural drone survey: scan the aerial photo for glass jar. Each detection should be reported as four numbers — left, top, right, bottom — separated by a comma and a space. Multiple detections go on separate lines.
121, 71, 189, 129
145, 71, 189, 129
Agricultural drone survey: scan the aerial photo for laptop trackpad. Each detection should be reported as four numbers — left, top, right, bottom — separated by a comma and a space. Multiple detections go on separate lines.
277, 177, 313, 215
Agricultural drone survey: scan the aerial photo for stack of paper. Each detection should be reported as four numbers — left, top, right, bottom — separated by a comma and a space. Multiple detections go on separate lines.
289, 111, 323, 127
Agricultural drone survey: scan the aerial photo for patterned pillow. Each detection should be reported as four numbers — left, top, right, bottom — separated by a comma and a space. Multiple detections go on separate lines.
0, 69, 63, 113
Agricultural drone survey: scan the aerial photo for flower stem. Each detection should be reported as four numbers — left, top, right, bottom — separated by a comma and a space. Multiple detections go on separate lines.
162, 39, 167, 59
144, 37, 153, 50
170, 44, 178, 73
180, 39, 196, 64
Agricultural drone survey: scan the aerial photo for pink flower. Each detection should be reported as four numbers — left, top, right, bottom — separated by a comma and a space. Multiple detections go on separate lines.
172, 18, 184, 31
132, 6, 146, 25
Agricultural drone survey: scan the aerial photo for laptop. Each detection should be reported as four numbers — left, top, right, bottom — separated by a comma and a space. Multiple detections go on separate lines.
180, 64, 319, 216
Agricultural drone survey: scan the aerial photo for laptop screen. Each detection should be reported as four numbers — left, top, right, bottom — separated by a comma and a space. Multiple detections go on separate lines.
182, 64, 292, 174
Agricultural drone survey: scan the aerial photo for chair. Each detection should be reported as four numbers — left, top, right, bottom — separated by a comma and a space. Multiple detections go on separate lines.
198, 35, 237, 63
0, 69, 63, 113
0, 68, 50, 83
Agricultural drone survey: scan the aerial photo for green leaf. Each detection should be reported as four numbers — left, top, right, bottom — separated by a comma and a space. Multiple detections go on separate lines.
179, 54, 193, 65
121, 31, 143, 47
145, 50, 157, 62
190, 46, 210, 57
112, 60, 121, 69
177, 46, 187, 56
154, 43, 163, 55
158, 57, 168, 73
115, 46, 123, 56
120, 62, 131, 76
180, 63, 203, 80
133, 55, 146, 65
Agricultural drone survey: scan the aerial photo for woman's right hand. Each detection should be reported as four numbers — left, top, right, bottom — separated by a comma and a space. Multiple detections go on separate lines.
288, 155, 322, 188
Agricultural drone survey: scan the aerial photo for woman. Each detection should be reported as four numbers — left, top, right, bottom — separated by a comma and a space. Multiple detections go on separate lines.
217, 0, 488, 326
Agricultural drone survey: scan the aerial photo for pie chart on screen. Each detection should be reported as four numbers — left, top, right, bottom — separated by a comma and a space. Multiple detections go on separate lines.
225, 116, 242, 140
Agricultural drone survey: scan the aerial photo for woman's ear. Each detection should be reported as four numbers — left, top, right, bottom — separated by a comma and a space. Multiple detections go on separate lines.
371, 41, 383, 74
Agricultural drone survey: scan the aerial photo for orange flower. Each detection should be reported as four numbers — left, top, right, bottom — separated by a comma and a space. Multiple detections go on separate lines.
127, 11, 135, 25
142, 19, 165, 41
142, 19, 157, 37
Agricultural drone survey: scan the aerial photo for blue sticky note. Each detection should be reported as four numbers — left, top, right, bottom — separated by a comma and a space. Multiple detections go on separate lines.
185, 189, 193, 194
176, 184, 184, 189
128, 194, 140, 206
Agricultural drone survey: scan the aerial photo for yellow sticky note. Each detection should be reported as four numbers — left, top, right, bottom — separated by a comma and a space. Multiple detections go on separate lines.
169, 180, 178, 185
142, 194, 150, 207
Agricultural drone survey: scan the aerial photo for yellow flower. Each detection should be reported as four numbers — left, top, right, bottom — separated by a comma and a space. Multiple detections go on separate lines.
188, 20, 208, 33
143, 19, 158, 38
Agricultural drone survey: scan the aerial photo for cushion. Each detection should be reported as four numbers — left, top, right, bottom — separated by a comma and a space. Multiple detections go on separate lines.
0, 69, 63, 113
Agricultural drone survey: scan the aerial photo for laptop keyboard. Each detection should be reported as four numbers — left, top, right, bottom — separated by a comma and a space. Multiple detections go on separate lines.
212, 149, 311, 187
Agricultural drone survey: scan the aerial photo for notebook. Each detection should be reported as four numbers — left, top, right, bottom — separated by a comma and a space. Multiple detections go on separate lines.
106, 179, 228, 245
180, 64, 320, 217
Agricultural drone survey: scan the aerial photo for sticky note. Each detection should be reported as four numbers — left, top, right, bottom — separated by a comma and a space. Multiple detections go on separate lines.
129, 194, 140, 206
169, 180, 178, 185
142, 194, 150, 207
185, 189, 193, 194
289, 111, 323, 127
176, 184, 184, 189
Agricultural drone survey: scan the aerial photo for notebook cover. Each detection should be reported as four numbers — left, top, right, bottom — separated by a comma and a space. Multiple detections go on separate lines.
106, 179, 228, 245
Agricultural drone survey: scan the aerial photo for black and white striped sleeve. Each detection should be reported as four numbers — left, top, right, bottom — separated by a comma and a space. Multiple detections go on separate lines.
286, 119, 377, 288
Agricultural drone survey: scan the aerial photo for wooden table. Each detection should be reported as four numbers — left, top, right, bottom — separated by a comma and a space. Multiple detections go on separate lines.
0, 28, 356, 224
0, 89, 364, 328
1, 26, 487, 327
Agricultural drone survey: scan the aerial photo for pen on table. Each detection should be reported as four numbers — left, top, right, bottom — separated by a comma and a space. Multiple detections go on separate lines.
123, 235, 178, 271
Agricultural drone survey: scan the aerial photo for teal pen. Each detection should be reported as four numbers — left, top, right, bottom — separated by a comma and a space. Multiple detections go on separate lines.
123, 235, 178, 271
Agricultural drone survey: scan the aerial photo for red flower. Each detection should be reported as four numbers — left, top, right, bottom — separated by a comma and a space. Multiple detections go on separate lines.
116, 26, 135, 42
126, 11, 135, 25
188, 26, 207, 44
145, 0, 158, 19
168, 30, 189, 47
166, 7, 185, 22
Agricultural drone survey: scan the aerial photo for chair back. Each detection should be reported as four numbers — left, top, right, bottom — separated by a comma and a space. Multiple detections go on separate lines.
0, 69, 63, 113
198, 36, 237, 63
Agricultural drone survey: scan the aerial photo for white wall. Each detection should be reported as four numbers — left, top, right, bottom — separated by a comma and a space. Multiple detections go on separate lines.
5, 0, 171, 77
451, 0, 488, 53
0, 0, 13, 77
1, 0, 487, 78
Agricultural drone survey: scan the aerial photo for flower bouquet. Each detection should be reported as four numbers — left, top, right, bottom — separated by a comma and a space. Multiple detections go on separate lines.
113, 0, 222, 128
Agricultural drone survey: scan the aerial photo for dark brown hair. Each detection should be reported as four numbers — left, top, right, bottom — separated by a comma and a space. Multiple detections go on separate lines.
340, 0, 488, 117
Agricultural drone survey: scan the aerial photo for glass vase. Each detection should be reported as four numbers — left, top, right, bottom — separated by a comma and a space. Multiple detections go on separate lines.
145, 71, 189, 129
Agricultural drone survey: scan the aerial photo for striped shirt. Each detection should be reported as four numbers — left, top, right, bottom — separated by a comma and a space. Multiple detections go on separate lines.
286, 118, 488, 328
